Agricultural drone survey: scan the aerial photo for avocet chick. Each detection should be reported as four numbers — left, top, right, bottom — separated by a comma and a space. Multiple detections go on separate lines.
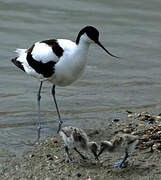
60, 126, 98, 162
98, 134, 139, 168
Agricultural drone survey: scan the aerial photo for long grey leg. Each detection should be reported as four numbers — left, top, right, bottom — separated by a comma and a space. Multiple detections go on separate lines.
74, 147, 89, 160
121, 151, 129, 165
51, 85, 63, 133
37, 81, 43, 141
114, 151, 129, 168
64, 145, 75, 163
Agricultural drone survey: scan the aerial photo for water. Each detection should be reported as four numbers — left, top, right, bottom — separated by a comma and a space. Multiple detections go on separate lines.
0, 0, 161, 158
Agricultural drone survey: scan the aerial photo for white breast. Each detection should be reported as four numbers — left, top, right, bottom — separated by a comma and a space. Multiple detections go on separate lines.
52, 39, 89, 86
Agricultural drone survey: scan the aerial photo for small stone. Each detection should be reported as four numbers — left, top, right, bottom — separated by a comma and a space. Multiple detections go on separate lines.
77, 173, 81, 177
113, 119, 120, 122
86, 177, 92, 180
157, 131, 161, 134
47, 154, 51, 158
123, 128, 131, 133
35, 141, 39, 145
146, 130, 152, 135
128, 123, 133, 127
29, 154, 34, 158
137, 123, 144, 127
51, 137, 58, 143
152, 143, 159, 150
126, 110, 133, 114
54, 155, 58, 159
150, 163, 156, 167
48, 157, 53, 160
131, 131, 137, 135
47, 154, 54, 160
137, 113, 141, 117
128, 114, 134, 118
154, 116, 161, 121
116, 122, 121, 126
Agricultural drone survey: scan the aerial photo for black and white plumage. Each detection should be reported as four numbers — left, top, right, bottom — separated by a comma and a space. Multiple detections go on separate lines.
59, 126, 99, 162
11, 26, 118, 140
98, 134, 139, 168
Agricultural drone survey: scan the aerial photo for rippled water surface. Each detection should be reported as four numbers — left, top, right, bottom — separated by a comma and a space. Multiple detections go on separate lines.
0, 0, 161, 158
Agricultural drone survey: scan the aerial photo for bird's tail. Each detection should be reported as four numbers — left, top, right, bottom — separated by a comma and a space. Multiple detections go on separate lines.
11, 57, 25, 72
14, 48, 27, 56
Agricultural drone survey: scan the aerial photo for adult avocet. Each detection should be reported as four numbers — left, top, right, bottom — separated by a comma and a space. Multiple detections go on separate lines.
11, 26, 118, 140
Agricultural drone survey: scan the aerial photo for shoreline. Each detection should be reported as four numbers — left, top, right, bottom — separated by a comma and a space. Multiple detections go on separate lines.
1, 110, 161, 180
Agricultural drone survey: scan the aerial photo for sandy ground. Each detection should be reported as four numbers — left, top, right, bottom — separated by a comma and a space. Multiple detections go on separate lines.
1, 110, 161, 180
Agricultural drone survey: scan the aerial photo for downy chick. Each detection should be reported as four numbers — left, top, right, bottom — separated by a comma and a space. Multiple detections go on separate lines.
98, 134, 138, 168
60, 126, 98, 162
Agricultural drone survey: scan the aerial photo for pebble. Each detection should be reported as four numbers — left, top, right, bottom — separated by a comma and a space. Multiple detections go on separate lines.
126, 110, 133, 114
131, 131, 137, 135
145, 130, 152, 135
51, 137, 58, 143
29, 154, 35, 158
154, 116, 161, 121
137, 123, 144, 127
128, 114, 134, 118
86, 177, 92, 180
152, 143, 159, 150
77, 173, 81, 177
116, 122, 121, 126
123, 128, 131, 133
113, 119, 120, 122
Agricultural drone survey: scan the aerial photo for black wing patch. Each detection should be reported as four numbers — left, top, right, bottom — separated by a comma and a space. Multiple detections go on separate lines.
41, 39, 64, 58
11, 57, 25, 72
26, 39, 64, 78
26, 45, 56, 78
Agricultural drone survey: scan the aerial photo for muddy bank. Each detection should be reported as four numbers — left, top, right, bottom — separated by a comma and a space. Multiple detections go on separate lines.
1, 110, 161, 180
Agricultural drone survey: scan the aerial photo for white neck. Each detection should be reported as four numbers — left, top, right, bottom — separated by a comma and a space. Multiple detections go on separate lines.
70, 38, 90, 77
75, 40, 90, 58
74, 33, 91, 62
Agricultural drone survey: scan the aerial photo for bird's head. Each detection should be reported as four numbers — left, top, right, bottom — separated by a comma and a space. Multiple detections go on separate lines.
97, 141, 113, 157
76, 26, 118, 58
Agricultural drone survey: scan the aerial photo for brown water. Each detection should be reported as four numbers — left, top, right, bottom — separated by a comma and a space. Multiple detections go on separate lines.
0, 0, 161, 158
